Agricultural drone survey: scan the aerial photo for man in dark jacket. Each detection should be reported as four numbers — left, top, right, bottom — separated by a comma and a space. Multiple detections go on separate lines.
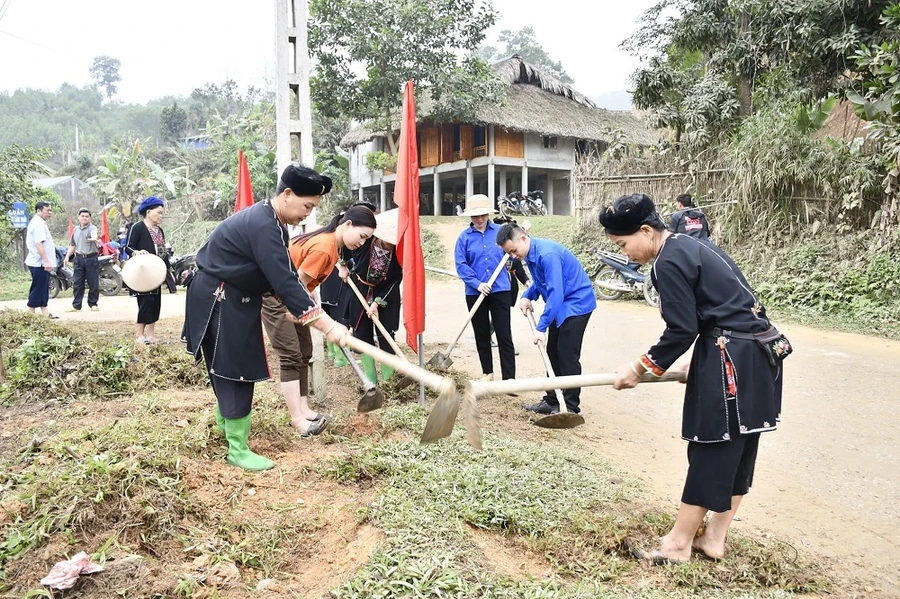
668, 194, 711, 241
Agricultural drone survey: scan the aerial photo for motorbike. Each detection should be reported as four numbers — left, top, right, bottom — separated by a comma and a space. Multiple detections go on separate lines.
590, 249, 659, 308
497, 190, 548, 217
97, 253, 123, 296
48, 247, 73, 300
49, 247, 123, 298
170, 250, 197, 287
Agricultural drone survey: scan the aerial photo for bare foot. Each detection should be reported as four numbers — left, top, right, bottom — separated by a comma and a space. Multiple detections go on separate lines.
692, 533, 726, 560
628, 536, 691, 565
291, 419, 313, 434
657, 533, 693, 563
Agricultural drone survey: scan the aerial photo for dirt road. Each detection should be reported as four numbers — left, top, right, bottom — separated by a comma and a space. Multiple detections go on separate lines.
401, 278, 900, 594
3, 279, 897, 594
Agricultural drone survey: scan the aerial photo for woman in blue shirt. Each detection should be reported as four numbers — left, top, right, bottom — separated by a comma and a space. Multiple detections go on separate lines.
453, 194, 516, 381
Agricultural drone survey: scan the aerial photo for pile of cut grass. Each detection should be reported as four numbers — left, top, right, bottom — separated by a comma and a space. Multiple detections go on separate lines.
0, 310, 205, 404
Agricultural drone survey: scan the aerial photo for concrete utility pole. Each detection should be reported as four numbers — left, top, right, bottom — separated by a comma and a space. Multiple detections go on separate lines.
274, 0, 327, 399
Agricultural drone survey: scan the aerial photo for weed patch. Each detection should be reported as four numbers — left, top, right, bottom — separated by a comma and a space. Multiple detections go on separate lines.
0, 400, 212, 592
0, 310, 205, 404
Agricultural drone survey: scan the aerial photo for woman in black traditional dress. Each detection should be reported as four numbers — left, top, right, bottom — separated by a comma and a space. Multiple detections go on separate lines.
600, 193, 788, 564
126, 196, 171, 344
182, 165, 348, 472
344, 208, 403, 383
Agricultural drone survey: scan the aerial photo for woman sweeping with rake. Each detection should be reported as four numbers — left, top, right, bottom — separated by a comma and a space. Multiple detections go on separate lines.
600, 193, 790, 564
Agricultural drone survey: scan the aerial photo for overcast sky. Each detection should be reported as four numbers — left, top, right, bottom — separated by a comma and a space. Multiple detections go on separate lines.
0, 0, 656, 108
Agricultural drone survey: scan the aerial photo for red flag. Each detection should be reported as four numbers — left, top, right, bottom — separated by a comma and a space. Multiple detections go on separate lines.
233, 150, 254, 213
100, 210, 110, 244
67, 218, 74, 241
395, 80, 424, 351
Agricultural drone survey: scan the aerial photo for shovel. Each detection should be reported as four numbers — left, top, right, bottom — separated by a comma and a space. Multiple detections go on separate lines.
452, 370, 689, 449
525, 312, 585, 429
341, 346, 385, 413
425, 253, 509, 369
346, 277, 409, 360
341, 335, 459, 425
395, 253, 510, 391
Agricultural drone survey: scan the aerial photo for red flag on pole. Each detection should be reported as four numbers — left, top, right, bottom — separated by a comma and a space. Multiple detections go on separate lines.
395, 80, 425, 351
100, 210, 110, 244
67, 218, 74, 241
233, 150, 254, 213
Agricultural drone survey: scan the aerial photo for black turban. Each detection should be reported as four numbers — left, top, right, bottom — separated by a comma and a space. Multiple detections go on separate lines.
598, 193, 665, 235
280, 165, 333, 197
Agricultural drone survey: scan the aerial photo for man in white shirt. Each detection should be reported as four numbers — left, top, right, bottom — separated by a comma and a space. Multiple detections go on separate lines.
24, 201, 58, 318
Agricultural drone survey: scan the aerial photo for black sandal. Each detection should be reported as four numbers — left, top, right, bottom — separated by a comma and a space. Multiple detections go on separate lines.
300, 418, 329, 437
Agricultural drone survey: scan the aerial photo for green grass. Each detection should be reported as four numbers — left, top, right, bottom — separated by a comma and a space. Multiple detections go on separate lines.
323, 405, 828, 598
0, 269, 31, 301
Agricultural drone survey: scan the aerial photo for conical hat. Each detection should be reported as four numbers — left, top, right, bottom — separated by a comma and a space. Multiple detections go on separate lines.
121, 253, 167, 293
374, 208, 399, 245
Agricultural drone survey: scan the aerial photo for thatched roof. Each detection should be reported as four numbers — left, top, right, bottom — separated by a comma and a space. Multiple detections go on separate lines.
491, 55, 595, 108
340, 55, 659, 148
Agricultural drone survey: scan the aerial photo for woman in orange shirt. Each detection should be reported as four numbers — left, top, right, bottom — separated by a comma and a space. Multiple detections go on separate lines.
261, 205, 377, 436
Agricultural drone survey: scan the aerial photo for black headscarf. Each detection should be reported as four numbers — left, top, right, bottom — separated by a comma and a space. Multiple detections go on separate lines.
598, 193, 665, 235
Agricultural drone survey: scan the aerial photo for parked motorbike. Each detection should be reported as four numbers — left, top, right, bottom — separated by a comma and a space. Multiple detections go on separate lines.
97, 253, 123, 296
590, 249, 659, 308
497, 190, 548, 217
170, 250, 197, 287
48, 247, 73, 300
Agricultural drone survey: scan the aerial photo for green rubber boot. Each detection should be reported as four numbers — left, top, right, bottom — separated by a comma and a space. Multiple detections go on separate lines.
360, 354, 379, 385
381, 364, 395, 381
333, 346, 350, 368
221, 414, 274, 471
214, 405, 225, 432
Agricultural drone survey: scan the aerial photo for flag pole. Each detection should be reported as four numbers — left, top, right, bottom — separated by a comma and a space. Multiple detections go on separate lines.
417, 333, 425, 406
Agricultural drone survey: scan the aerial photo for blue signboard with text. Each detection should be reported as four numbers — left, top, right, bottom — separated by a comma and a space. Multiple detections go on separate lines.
7, 201, 28, 229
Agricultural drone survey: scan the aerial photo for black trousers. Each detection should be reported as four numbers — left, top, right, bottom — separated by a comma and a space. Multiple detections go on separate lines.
466, 291, 515, 379
682, 400, 761, 512
201, 301, 255, 419
541, 312, 592, 413
72, 255, 99, 309
351, 310, 397, 355
136, 289, 162, 324
27, 266, 50, 308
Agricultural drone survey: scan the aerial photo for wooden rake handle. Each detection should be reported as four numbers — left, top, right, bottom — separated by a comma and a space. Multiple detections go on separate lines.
444, 253, 509, 355
526, 311, 569, 414
343, 335, 447, 392
470, 370, 686, 396
345, 276, 409, 361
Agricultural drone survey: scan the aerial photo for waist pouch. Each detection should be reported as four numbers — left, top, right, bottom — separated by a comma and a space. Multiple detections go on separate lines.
704, 326, 793, 367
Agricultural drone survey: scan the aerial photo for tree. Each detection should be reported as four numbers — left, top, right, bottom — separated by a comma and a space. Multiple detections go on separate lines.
309, 0, 503, 154
625, 0, 892, 143
88, 137, 196, 220
90, 55, 122, 101
848, 3, 900, 246
0, 145, 57, 260
479, 27, 574, 84
159, 102, 188, 145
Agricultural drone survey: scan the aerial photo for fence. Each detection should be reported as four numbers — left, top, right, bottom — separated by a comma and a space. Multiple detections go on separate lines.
575, 159, 731, 230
